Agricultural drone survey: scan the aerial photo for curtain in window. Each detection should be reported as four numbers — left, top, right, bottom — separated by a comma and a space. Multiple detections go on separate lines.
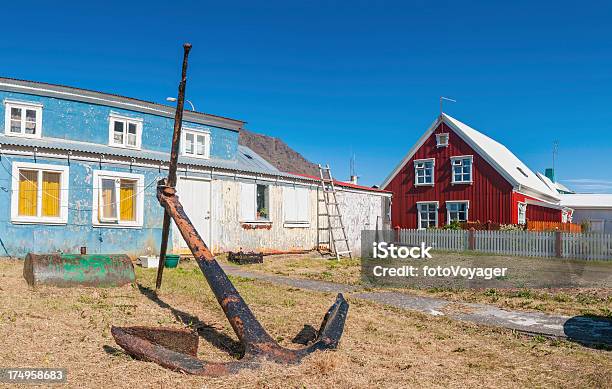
120, 180, 136, 221
100, 179, 117, 220
42, 172, 61, 217
18, 170, 38, 216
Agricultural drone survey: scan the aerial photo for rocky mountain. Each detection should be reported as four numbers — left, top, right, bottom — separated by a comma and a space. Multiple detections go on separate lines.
238, 128, 320, 176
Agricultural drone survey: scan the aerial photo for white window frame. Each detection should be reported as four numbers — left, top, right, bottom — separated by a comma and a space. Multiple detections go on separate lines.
414, 158, 435, 186
446, 200, 469, 223
181, 128, 211, 159
4, 100, 43, 139
240, 182, 271, 223
91, 170, 144, 228
517, 202, 527, 224
11, 162, 69, 224
417, 201, 439, 229
283, 186, 310, 227
436, 133, 449, 147
108, 113, 143, 150
451, 155, 473, 184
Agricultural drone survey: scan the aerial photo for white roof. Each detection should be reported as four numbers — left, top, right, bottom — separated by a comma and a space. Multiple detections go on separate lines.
382, 114, 560, 202
559, 194, 612, 208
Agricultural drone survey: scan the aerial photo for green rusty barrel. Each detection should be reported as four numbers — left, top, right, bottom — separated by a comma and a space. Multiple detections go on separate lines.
23, 253, 135, 287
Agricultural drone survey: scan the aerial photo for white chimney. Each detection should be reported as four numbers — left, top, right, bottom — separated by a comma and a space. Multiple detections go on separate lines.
350, 175, 358, 185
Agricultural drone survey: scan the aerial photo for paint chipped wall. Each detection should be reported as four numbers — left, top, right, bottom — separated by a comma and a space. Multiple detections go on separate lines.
0, 91, 238, 160
0, 155, 165, 258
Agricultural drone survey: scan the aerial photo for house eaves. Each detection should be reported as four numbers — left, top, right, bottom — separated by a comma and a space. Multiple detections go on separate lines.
0, 77, 245, 131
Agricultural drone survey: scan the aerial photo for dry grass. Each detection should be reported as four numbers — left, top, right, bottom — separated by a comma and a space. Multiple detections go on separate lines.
0, 259, 610, 388
220, 252, 612, 317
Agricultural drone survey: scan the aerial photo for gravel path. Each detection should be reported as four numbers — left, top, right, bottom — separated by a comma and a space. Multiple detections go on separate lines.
221, 263, 612, 347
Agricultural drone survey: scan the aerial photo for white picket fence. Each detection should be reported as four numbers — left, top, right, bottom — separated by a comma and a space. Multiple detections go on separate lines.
398, 229, 467, 251
474, 230, 556, 258
396, 229, 612, 260
563, 233, 612, 261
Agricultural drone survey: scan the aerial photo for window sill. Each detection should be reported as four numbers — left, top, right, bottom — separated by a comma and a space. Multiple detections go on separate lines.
451, 181, 473, 185
240, 220, 272, 225
11, 218, 67, 226
108, 143, 141, 151
181, 153, 211, 160
283, 222, 310, 228
414, 183, 435, 187
4, 132, 42, 139
92, 223, 143, 229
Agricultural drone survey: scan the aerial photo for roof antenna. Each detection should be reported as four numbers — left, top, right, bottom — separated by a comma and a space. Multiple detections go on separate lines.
552, 140, 559, 179
440, 96, 456, 116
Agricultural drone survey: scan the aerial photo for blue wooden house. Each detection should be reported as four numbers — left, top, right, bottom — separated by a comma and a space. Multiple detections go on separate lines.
0, 77, 390, 258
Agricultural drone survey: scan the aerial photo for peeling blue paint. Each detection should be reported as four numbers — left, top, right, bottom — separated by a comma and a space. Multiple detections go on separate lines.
0, 91, 238, 160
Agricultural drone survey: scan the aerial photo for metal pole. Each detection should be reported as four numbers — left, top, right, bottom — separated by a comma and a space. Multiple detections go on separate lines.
156, 43, 192, 290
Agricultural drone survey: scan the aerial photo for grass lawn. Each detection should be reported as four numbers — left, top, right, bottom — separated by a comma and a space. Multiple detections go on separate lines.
0, 259, 610, 388
217, 252, 612, 318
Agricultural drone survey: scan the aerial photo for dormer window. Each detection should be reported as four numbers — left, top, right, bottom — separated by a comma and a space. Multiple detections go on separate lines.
108, 113, 142, 149
181, 128, 210, 159
414, 158, 435, 186
4, 100, 43, 139
436, 133, 449, 147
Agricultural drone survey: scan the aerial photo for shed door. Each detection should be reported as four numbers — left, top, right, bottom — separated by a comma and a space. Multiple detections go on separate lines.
172, 177, 211, 253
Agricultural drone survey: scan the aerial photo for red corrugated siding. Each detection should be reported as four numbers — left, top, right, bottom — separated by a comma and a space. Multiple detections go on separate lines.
385, 122, 514, 228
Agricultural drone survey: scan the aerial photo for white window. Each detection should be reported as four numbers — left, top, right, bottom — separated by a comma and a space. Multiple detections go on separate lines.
446, 201, 469, 223
283, 186, 309, 227
240, 182, 270, 222
11, 162, 68, 224
417, 201, 438, 229
451, 156, 473, 184
92, 170, 144, 227
414, 158, 435, 186
4, 100, 43, 138
436, 133, 449, 147
108, 113, 142, 149
517, 202, 527, 224
181, 129, 210, 159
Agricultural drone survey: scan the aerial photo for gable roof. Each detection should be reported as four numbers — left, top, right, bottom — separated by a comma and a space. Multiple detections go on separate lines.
381, 113, 560, 202
536, 172, 575, 194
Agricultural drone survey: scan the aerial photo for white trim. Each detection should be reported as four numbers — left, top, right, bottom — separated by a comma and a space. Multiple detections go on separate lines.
4, 100, 43, 139
91, 170, 144, 228
10, 162, 69, 224
414, 158, 435, 186
517, 202, 527, 224
450, 155, 473, 184
435, 132, 449, 147
181, 127, 211, 159
416, 201, 439, 229
283, 222, 310, 228
108, 113, 143, 150
445, 200, 470, 223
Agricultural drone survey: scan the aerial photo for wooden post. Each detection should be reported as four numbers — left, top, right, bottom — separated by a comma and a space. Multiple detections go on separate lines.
394, 226, 400, 243
156, 43, 192, 290
555, 230, 563, 258
468, 228, 476, 250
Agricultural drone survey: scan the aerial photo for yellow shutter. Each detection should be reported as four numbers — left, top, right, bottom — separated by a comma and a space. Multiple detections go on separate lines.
119, 179, 136, 221
42, 172, 61, 217
18, 170, 38, 216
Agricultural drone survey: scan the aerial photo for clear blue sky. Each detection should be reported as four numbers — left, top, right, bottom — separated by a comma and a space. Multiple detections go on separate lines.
2, 1, 611, 192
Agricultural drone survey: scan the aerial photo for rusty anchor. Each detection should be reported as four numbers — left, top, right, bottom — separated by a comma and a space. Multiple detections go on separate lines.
111, 43, 349, 376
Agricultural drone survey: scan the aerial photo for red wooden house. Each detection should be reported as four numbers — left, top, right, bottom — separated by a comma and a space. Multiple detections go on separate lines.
381, 114, 569, 229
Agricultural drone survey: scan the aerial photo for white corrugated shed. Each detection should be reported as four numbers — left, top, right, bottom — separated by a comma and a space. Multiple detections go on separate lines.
559, 194, 612, 209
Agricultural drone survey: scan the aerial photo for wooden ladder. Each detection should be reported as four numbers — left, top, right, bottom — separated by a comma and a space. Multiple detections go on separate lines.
317, 164, 352, 260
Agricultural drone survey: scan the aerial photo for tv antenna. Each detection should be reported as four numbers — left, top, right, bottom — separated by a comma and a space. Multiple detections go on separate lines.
552, 140, 559, 174
440, 96, 456, 115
